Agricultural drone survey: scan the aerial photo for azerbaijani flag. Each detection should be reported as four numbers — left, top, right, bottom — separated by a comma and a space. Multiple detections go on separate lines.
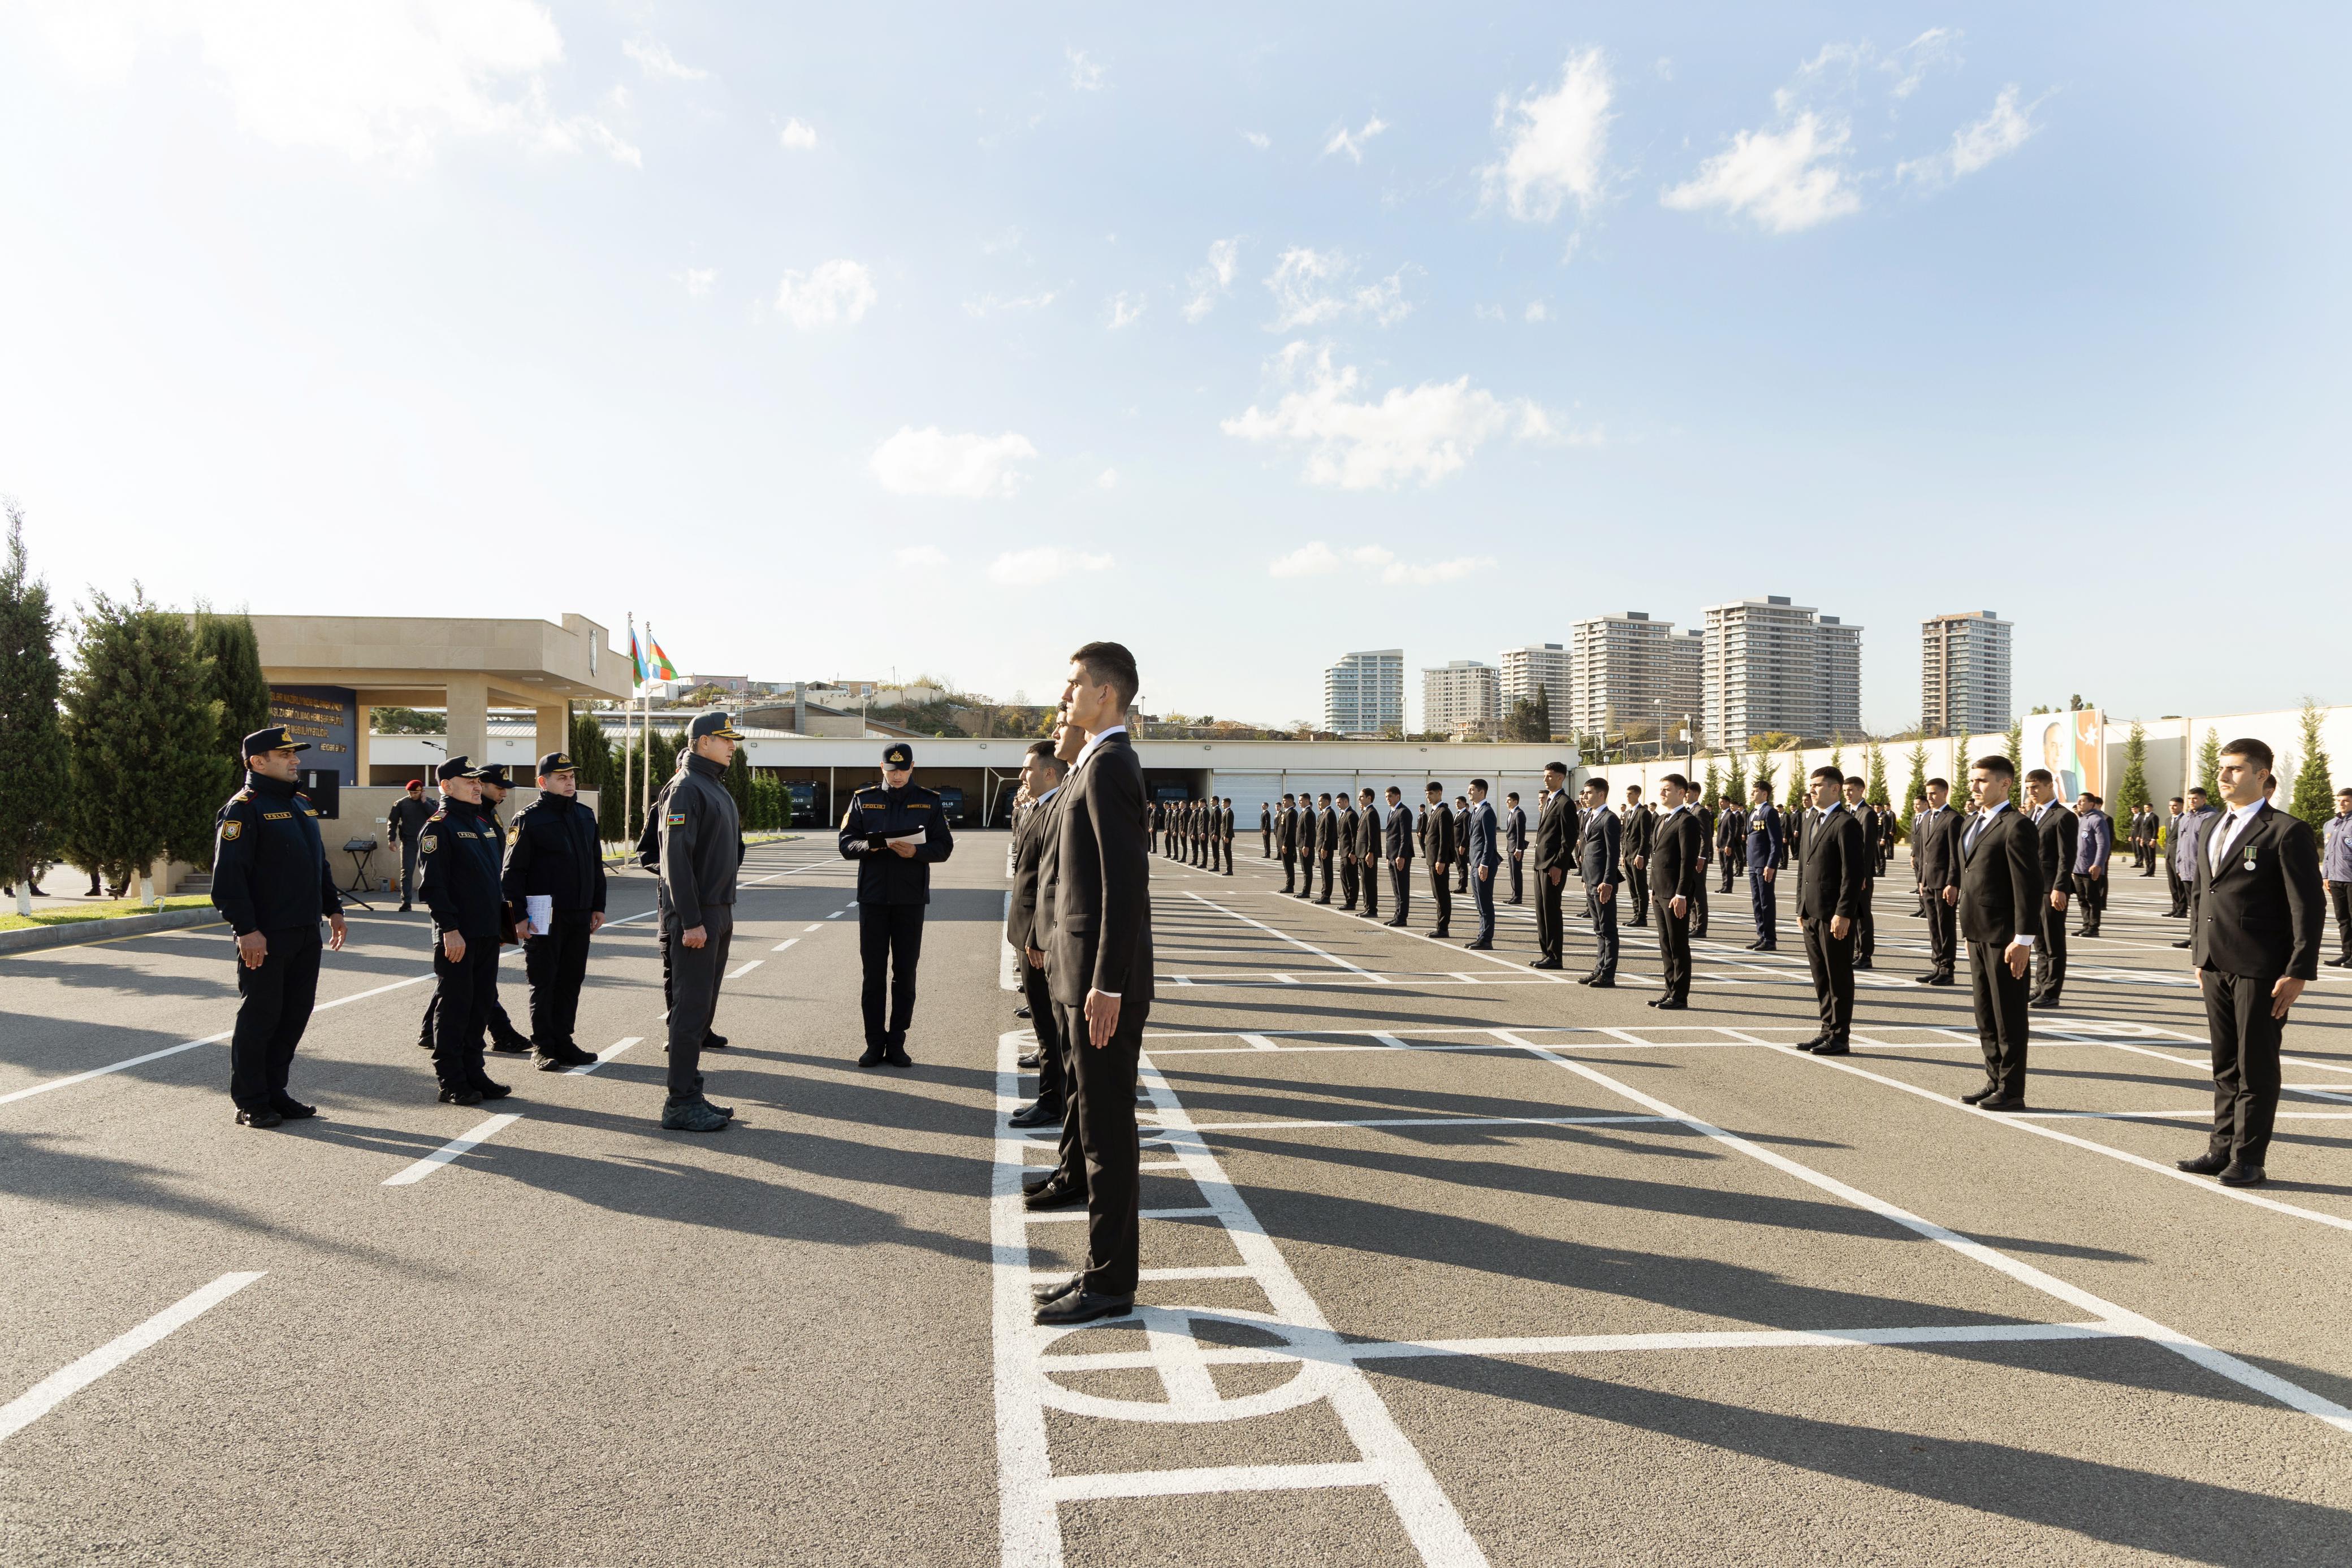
628, 622, 648, 686
646, 628, 678, 682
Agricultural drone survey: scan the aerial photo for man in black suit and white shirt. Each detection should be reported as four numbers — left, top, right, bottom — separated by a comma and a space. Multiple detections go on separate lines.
1354, 788, 1382, 920
1795, 766, 1868, 1054
2024, 770, 2077, 1009
1577, 777, 1622, 986
1503, 792, 1528, 905
1620, 785, 1654, 927
1956, 755, 2043, 1110
1646, 773, 1705, 1009
1420, 782, 1455, 937
1910, 778, 1962, 985
1382, 785, 1414, 927
1006, 740, 1069, 1132
1532, 763, 1577, 969
2177, 738, 2325, 1186
1031, 643, 1155, 1327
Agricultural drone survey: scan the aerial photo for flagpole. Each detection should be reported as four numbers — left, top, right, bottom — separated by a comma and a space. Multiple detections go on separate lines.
624, 613, 637, 847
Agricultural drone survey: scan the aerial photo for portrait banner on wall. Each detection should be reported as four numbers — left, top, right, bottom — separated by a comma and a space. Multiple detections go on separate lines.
2024, 710, 2103, 803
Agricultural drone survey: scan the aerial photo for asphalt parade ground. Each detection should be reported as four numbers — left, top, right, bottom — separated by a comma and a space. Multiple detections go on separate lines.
4, 837, 2350, 1566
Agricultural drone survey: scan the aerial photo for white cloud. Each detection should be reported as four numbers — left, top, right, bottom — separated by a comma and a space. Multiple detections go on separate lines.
1106, 292, 1145, 330
672, 267, 715, 297
1898, 86, 2042, 187
1264, 248, 1412, 331
1473, 304, 1505, 323
31, 0, 641, 172
1524, 301, 1549, 323
1222, 343, 1559, 491
1661, 111, 1860, 233
1096, 467, 1120, 490
870, 428, 1039, 499
1266, 539, 1494, 583
774, 259, 876, 329
962, 291, 1058, 318
1066, 47, 1104, 92
1183, 237, 1242, 322
1322, 115, 1387, 163
1241, 130, 1270, 149
989, 547, 1112, 583
894, 545, 948, 569
1482, 49, 1613, 222
624, 38, 706, 81
1885, 28, 1961, 99
779, 117, 819, 150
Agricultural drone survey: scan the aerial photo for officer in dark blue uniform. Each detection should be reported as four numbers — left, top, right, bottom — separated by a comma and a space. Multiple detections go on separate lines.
503, 750, 607, 1069
838, 740, 955, 1067
211, 726, 347, 1127
417, 762, 533, 1056
416, 755, 514, 1106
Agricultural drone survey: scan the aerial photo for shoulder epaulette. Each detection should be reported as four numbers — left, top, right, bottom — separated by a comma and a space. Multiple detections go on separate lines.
429, 809, 448, 821
231, 789, 253, 803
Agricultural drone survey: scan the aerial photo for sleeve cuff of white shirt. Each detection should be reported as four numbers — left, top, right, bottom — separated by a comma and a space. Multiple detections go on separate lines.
2016, 935, 2037, 948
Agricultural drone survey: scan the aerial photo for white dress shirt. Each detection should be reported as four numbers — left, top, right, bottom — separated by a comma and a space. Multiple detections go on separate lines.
2210, 799, 2267, 872
1072, 723, 1126, 776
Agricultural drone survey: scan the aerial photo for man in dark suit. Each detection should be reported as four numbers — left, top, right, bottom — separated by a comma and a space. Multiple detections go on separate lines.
1260, 802, 1273, 859
1532, 764, 1577, 968
1646, 773, 1704, 1008
1420, 782, 1455, 937
1840, 776, 1878, 970
2024, 770, 2076, 1008
2177, 739, 2325, 1186
1337, 791, 1361, 909
1463, 779, 1502, 949
1220, 797, 1236, 876
1715, 797, 1745, 893
1006, 741, 1069, 1130
1452, 796, 1472, 893
1382, 785, 1414, 927
1577, 777, 1622, 986
1911, 778, 1962, 985
2170, 789, 2219, 933
1956, 755, 2043, 1109
1314, 792, 1339, 903
1032, 642, 1155, 1327
1688, 795, 1714, 939
1276, 792, 1298, 893
1620, 785, 1654, 926
2162, 795, 2187, 913
1793, 766, 1867, 1053
1745, 782, 1783, 951
1503, 791, 1528, 904
1352, 789, 1382, 919
2072, 791, 2112, 936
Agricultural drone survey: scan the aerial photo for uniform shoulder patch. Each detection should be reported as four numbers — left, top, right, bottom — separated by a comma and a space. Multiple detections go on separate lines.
421, 834, 438, 852
666, 811, 686, 825
231, 789, 253, 803
219, 819, 243, 841
428, 809, 447, 821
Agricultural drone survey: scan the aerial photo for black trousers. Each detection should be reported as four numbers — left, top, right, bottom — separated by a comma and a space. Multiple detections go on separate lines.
1969, 939, 2030, 1095
1626, 863, 1649, 925
421, 968, 526, 1046
430, 933, 500, 1093
1022, 955, 1064, 1105
2031, 907, 2066, 1000
1690, 872, 1710, 939
2075, 872, 2105, 932
1536, 869, 1565, 962
1472, 867, 1496, 942
1389, 862, 1411, 924
1279, 850, 1296, 892
228, 924, 322, 1111
1222, 836, 1235, 874
397, 839, 419, 904
2167, 859, 2189, 916
1339, 852, 1359, 908
1316, 853, 1333, 902
2203, 968, 2285, 1166
1056, 997, 1148, 1296
2332, 882, 2352, 962
524, 911, 593, 1047
1587, 885, 1619, 976
1658, 900, 1692, 1000
858, 902, 926, 1046
1854, 883, 1874, 960
1749, 869, 1778, 946
1262, 830, 1271, 858
665, 905, 733, 1095
1925, 892, 1957, 975
1427, 863, 1451, 930
1719, 855, 1737, 893
1359, 857, 1379, 917
1456, 854, 1469, 892
1508, 854, 1524, 902
1801, 915, 1856, 1041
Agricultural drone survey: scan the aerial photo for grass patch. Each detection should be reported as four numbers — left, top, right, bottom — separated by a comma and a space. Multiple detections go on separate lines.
0, 895, 217, 934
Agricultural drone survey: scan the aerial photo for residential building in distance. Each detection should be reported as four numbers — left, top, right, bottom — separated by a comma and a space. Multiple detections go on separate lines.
1701, 595, 1864, 752
1921, 610, 2013, 737
1568, 612, 1694, 741
1324, 648, 1406, 737
1422, 659, 1501, 740
1498, 643, 1572, 719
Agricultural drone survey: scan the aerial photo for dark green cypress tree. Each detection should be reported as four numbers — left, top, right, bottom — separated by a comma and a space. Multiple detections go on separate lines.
192, 606, 270, 756
1904, 742, 1929, 813
2288, 700, 2336, 832
61, 589, 220, 900
2116, 720, 2152, 816
0, 504, 70, 911
2197, 727, 2222, 802
1865, 741, 1889, 808
725, 745, 752, 816
2005, 720, 2024, 773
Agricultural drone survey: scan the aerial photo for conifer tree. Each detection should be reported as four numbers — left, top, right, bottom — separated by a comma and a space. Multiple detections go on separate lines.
2005, 720, 2024, 773
192, 607, 270, 757
2197, 727, 2222, 802
0, 504, 70, 914
61, 589, 220, 901
2288, 699, 2336, 833
2116, 720, 2151, 816
1783, 749, 1806, 817
1865, 740, 1888, 808
1904, 743, 1929, 815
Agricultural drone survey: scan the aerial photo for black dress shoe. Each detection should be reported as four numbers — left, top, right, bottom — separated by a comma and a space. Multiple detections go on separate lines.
1384, 919, 1407, 928
1753, 943, 1776, 952
1794, 1034, 1827, 1050
858, 1045, 885, 1068
2029, 997, 2062, 1010
1009, 1098, 1063, 1128
704, 1033, 729, 1050
1746, 940, 1766, 950
438, 1086, 484, 1107
1023, 1170, 1068, 1196
415, 1036, 435, 1051
885, 1046, 913, 1068
270, 1096, 317, 1119
1032, 1273, 1082, 1306
2171, 938, 2192, 948
1023, 1180, 1086, 1211
1649, 996, 1688, 1010
1853, 958, 1873, 971
397, 902, 412, 912
1529, 958, 1563, 969
1977, 1094, 2027, 1112
1961, 1084, 1999, 1104
1586, 975, 1615, 988
1017, 1051, 1041, 1069
489, 1036, 533, 1055
1464, 940, 1494, 951
476, 1080, 512, 1101
2217, 1162, 2267, 1187
1034, 1289, 1135, 1326
234, 1106, 284, 1128
2176, 1151, 2229, 1175
1808, 1039, 1851, 1056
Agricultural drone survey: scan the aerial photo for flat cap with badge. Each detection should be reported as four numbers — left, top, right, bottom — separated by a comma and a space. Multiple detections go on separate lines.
437, 756, 485, 782
476, 764, 512, 790
689, 711, 743, 742
883, 742, 913, 769
241, 725, 309, 757
538, 751, 574, 776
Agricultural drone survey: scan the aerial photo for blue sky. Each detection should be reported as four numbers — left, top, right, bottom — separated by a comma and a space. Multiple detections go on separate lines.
2, 5, 2344, 731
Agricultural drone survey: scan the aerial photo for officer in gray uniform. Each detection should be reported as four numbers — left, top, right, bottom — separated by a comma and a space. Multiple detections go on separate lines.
386, 779, 433, 911
838, 740, 957, 1067
659, 712, 747, 1131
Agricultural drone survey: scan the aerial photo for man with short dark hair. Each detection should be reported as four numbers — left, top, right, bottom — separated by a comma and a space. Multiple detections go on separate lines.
1715, 795, 1744, 894
1795, 766, 1867, 1052
1354, 788, 1382, 920
1337, 790, 1361, 910
1453, 796, 1472, 893
2024, 769, 2076, 1007
1313, 792, 1339, 904
1745, 781, 1783, 952
1956, 755, 2042, 1108
841, 739, 957, 1068
1276, 792, 1299, 893
1577, 778, 1622, 986
386, 778, 433, 912
2073, 791, 2113, 937
2177, 738, 2324, 1186
416, 755, 511, 1108
1463, 779, 1501, 950
1260, 801, 1273, 859
1841, 776, 1878, 970
2169, 789, 2217, 932
663, 713, 749, 1128
2326, 788, 2352, 967
1912, 778, 1962, 985
502, 751, 606, 1070
1532, 763, 1577, 968
1621, 784, 1654, 926
1647, 774, 1703, 1008
1503, 791, 1527, 906
1382, 785, 1413, 927
1420, 782, 1455, 937
1008, 740, 1068, 1130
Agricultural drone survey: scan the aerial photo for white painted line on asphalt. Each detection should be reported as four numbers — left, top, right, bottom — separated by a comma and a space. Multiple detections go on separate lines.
382, 1114, 522, 1186
1182, 889, 1393, 986
0, 970, 438, 1108
1500, 1031, 2352, 1436
2013, 1108, 2352, 1120
1022, 1206, 1219, 1224
725, 960, 763, 980
771, 938, 798, 953
826, 911, 844, 919
1180, 1113, 1674, 1133
803, 923, 822, 932
1240, 1034, 1280, 1051
568, 1037, 641, 1076
1049, 1461, 1381, 1501
0, 1271, 267, 1444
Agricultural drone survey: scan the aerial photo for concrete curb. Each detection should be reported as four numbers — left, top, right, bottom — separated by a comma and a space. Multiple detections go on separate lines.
0, 906, 223, 956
